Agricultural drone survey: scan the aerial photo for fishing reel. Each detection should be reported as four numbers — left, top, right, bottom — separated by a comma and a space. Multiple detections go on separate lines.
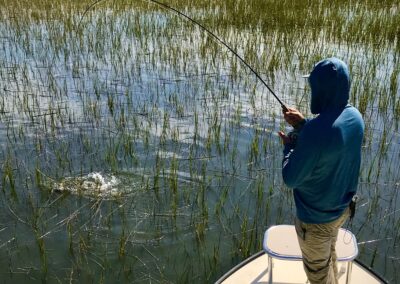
287, 129, 300, 145
286, 119, 305, 145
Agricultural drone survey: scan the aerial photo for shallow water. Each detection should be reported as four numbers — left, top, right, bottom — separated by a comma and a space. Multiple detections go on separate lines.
0, 0, 399, 283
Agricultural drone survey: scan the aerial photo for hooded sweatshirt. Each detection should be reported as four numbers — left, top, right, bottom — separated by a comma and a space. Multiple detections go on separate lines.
282, 58, 364, 224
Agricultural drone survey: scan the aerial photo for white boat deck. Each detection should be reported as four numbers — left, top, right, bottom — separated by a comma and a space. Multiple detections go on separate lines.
218, 225, 386, 284
219, 252, 384, 284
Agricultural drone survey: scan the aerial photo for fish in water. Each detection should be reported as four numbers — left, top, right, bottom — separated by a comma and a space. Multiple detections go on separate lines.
53, 172, 121, 198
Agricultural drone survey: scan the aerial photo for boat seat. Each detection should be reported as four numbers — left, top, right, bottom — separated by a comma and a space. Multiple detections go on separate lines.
263, 225, 358, 284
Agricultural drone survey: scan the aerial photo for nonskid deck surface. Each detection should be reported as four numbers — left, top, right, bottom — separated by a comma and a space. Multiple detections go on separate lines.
218, 252, 385, 284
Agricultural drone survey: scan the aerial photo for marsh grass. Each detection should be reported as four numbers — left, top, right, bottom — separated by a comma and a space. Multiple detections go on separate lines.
0, 0, 399, 282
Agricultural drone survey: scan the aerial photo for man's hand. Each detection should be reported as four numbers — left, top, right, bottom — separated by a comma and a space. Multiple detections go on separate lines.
282, 107, 305, 129
278, 131, 293, 145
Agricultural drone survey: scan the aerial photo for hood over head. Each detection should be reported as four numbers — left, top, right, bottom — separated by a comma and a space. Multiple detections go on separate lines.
308, 58, 350, 114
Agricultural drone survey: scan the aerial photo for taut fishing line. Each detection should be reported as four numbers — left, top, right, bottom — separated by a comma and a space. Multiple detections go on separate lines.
78, 0, 288, 111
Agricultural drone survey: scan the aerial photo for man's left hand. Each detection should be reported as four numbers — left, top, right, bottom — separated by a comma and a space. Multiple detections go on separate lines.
278, 131, 293, 145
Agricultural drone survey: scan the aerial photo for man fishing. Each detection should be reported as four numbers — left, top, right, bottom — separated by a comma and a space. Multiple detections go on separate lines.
278, 58, 364, 284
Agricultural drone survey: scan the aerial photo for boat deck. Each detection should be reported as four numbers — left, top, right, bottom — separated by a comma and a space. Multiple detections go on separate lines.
217, 251, 386, 284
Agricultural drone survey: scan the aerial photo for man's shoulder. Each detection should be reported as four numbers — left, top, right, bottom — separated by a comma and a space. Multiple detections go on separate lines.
342, 104, 362, 117
341, 105, 365, 128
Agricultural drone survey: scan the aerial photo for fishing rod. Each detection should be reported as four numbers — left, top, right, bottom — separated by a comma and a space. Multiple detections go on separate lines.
79, 0, 289, 112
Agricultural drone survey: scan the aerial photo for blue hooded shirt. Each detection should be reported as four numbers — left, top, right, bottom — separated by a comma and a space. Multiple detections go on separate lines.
282, 58, 365, 224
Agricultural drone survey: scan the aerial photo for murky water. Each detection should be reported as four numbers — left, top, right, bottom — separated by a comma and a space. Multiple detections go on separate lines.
0, 0, 399, 283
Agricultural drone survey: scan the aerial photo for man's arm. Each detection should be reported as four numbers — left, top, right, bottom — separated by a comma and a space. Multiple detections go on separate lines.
278, 107, 319, 188
280, 124, 321, 188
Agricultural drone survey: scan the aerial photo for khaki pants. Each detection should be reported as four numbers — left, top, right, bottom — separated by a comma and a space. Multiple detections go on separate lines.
295, 209, 350, 284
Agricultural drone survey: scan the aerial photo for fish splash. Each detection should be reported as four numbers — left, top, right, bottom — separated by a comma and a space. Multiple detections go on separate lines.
53, 172, 123, 198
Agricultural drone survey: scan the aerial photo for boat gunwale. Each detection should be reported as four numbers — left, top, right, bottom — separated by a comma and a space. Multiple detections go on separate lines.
214, 251, 389, 284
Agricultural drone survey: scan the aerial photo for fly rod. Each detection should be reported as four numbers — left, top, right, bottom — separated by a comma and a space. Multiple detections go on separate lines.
79, 0, 289, 112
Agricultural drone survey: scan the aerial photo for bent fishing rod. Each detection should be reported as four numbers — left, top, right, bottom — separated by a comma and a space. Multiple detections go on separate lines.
79, 0, 289, 112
